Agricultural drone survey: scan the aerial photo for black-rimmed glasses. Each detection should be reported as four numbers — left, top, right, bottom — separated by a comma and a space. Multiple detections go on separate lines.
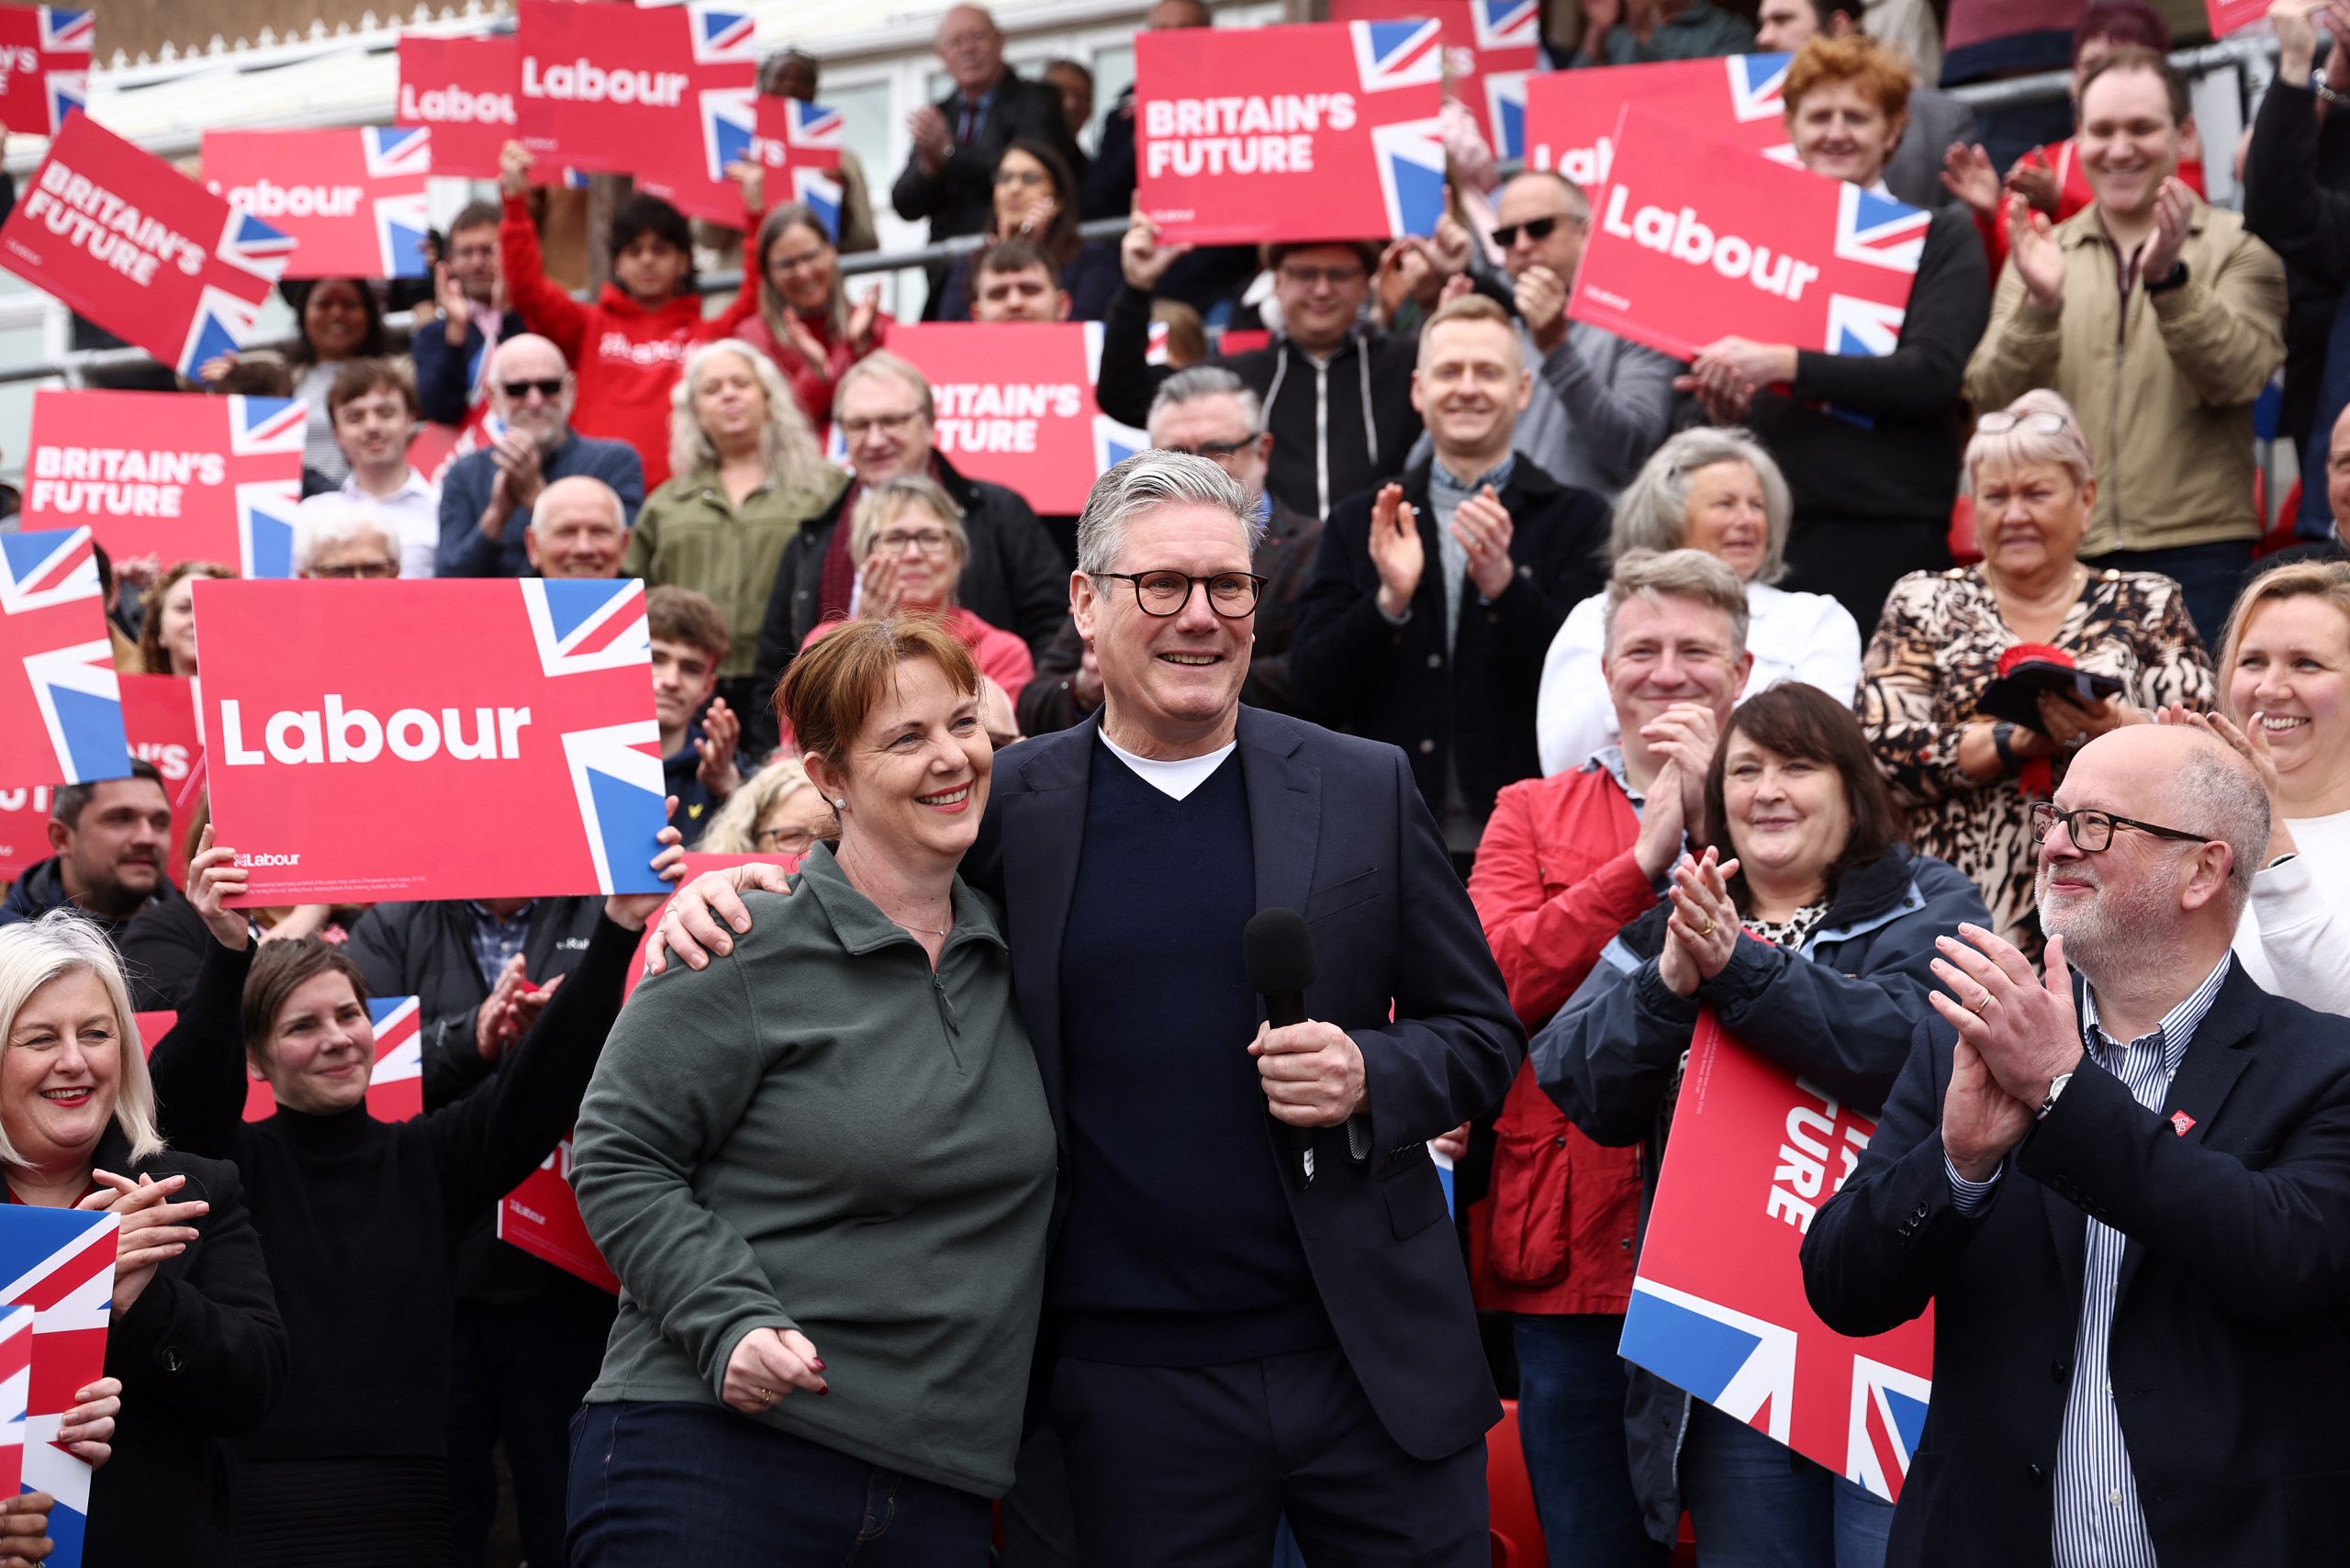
1159, 437, 1257, 462
2029, 801, 2210, 853
1491, 212, 1585, 248
1095, 570, 1268, 619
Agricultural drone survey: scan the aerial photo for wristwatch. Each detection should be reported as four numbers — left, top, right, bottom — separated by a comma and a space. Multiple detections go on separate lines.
2146, 261, 2189, 296
1991, 721, 2021, 772
2314, 69, 2349, 107
2036, 1071, 2075, 1122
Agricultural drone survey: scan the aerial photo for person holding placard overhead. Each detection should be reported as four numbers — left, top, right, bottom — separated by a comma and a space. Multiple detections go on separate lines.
1677, 33, 1989, 630
141, 824, 682, 1566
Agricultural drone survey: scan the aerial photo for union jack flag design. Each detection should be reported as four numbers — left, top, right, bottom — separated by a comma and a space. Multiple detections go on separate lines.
179, 207, 296, 379
31, 7, 91, 133
748, 98, 847, 235
1471, 0, 1540, 50
778, 101, 843, 159
0, 1305, 32, 1496
790, 171, 845, 242
239, 996, 425, 1121
1484, 71, 1530, 163
1621, 1279, 1798, 1444
1825, 295, 1908, 358
362, 128, 433, 280
1848, 1355, 1931, 1502
1350, 18, 1444, 93
702, 86, 758, 185
1834, 182, 1931, 274
521, 579, 666, 896
689, 6, 757, 65
0, 1205, 118, 1568
0, 529, 130, 790
1723, 51, 1791, 125
229, 395, 308, 578
1371, 118, 1449, 237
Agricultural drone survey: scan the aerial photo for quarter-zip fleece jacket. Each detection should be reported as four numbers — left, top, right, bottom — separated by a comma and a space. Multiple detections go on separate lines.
571, 844, 1057, 1496
1964, 199, 2286, 556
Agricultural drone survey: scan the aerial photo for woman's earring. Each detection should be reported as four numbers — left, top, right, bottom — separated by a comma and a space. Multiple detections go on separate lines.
834, 798, 847, 809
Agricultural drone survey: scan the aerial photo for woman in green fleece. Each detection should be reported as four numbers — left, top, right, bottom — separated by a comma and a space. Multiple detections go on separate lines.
567, 614, 1056, 1566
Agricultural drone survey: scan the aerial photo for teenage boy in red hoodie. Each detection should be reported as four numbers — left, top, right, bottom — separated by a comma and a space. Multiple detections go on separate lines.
498, 141, 756, 488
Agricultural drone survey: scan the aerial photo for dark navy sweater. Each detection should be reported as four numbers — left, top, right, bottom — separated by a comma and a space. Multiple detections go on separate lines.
1051, 740, 1332, 1364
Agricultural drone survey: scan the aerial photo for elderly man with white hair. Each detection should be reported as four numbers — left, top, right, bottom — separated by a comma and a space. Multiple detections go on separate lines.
1805, 723, 2350, 1566
525, 476, 631, 580
295, 500, 402, 579
436, 333, 645, 577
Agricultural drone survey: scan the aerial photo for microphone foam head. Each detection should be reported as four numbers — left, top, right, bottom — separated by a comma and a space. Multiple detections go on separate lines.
1242, 906, 1316, 993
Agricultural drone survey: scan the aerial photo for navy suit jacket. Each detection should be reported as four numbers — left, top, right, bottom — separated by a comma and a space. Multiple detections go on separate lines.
963, 705, 1526, 1461
1802, 959, 2350, 1565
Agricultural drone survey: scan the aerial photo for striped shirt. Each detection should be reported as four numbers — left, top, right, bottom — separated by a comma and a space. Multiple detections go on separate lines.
1944, 954, 2232, 1568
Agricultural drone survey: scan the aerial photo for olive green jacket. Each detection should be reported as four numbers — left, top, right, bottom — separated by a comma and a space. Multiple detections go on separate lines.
622, 461, 849, 678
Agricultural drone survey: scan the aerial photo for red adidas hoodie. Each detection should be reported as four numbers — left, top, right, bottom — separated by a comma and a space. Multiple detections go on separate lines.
500, 194, 755, 488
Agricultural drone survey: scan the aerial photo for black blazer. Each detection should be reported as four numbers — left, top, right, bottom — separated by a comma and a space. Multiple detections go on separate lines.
890, 69, 1079, 316
1801, 959, 2350, 1566
83, 1126, 289, 1568
1289, 458, 1609, 823
963, 705, 1526, 1461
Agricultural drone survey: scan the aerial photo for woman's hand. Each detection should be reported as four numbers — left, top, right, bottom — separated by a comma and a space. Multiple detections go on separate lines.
113, 552, 162, 593
1663, 849, 1740, 993
1691, 336, 1796, 389
186, 828, 252, 952
58, 1375, 121, 1468
2037, 690, 2142, 750
498, 139, 533, 199
196, 353, 238, 386
858, 553, 904, 618
776, 306, 829, 371
605, 804, 688, 932
80, 1172, 207, 1317
722, 1326, 827, 1414
2003, 150, 2061, 217
1008, 190, 1058, 238
846, 286, 883, 353
725, 157, 766, 215
1119, 202, 1192, 294
2159, 704, 2297, 861
696, 700, 743, 799
1940, 141, 2002, 216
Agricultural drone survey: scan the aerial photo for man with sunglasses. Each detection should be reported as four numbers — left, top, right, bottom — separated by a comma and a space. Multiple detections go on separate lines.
1806, 722, 2350, 1567
436, 333, 646, 577
1417, 170, 1678, 498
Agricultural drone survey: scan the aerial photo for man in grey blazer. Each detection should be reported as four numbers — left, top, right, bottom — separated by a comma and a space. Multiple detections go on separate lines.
1755, 0, 1979, 212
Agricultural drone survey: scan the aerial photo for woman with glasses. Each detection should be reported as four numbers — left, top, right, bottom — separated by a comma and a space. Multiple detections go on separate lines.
800, 476, 1033, 736
1537, 682, 1989, 1567
1859, 388, 2211, 957
727, 181, 889, 438
697, 758, 835, 858
625, 340, 849, 721
1674, 34, 1991, 628
1533, 428, 1863, 777
934, 140, 1117, 323
566, 617, 1055, 1566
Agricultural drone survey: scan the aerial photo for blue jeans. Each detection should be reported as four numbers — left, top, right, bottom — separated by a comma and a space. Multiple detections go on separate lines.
2081, 540, 2255, 655
1513, 1315, 1667, 1568
1680, 1400, 1893, 1568
566, 1400, 993, 1567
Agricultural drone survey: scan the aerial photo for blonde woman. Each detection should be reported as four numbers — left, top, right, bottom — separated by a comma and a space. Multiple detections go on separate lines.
0, 902, 283, 1567
623, 339, 849, 717
698, 759, 835, 857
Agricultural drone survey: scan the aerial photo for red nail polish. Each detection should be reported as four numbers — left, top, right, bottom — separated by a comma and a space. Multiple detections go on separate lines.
810, 1358, 825, 1370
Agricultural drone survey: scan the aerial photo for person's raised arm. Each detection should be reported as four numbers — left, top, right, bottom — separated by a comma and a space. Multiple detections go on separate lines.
497, 142, 588, 362
145, 832, 258, 1159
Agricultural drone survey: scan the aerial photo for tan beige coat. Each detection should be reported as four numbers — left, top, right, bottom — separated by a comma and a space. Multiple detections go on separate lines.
1964, 200, 2286, 556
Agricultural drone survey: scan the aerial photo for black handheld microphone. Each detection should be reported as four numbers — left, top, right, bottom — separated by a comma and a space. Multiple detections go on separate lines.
1243, 908, 1318, 1184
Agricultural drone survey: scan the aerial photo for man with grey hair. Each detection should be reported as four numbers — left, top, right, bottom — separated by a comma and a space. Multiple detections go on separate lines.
1020, 365, 1325, 733
1420, 168, 1680, 498
436, 333, 645, 577
1805, 722, 2350, 1565
294, 500, 403, 579
523, 476, 631, 579
645, 448, 1525, 1564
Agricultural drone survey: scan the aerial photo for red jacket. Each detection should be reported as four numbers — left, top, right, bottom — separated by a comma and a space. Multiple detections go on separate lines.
499, 195, 755, 489
733, 308, 890, 442
1463, 764, 1656, 1316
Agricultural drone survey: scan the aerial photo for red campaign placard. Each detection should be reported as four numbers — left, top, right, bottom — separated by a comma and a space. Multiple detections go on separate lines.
137, 997, 424, 1122
1525, 53, 1794, 193
0, 1305, 27, 1497
0, 114, 296, 380
397, 34, 518, 181
1, 528, 130, 793
1327, 0, 1541, 164
0, 784, 58, 881
2206, 0, 2269, 35
202, 128, 431, 281
195, 577, 669, 906
0, 6, 91, 136
500, 849, 799, 1293
515, 0, 758, 227
0, 1204, 115, 1561
118, 672, 203, 878
753, 96, 845, 241
865, 324, 1147, 515
1136, 19, 1448, 244
1619, 1011, 1933, 1502
1567, 106, 1925, 363
25, 388, 306, 578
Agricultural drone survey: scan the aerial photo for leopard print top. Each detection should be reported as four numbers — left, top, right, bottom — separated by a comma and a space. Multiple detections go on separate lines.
1858, 566, 2214, 958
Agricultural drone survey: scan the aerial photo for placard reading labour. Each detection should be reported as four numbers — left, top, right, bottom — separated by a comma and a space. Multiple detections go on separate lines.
203, 128, 431, 280
1135, 19, 1447, 244
196, 577, 669, 904
1566, 107, 1925, 362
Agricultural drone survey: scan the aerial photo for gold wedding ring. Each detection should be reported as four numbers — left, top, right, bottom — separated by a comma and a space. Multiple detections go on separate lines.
755, 1386, 777, 1403
1695, 917, 1717, 937
1969, 991, 1992, 1015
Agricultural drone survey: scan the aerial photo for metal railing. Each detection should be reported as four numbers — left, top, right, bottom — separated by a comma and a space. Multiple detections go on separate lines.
0, 32, 2283, 390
